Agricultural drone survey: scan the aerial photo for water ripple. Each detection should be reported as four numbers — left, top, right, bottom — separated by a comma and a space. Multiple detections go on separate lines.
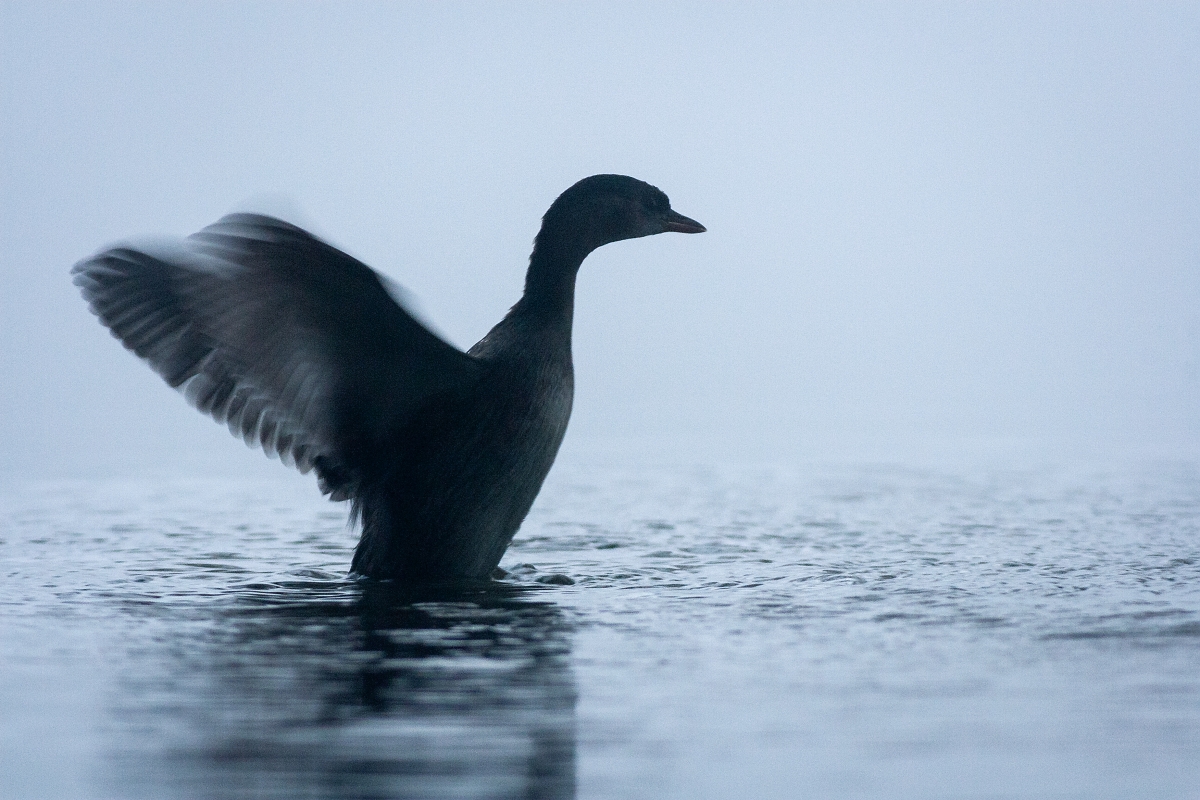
2, 463, 1199, 798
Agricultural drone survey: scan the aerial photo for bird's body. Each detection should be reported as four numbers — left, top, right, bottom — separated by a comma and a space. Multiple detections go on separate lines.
352, 312, 575, 579
73, 175, 704, 582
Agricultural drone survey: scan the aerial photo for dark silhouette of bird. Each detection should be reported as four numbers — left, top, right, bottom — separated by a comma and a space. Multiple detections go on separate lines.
73, 175, 705, 581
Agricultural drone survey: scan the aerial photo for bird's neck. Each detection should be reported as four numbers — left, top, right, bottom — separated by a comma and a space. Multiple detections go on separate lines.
517, 230, 591, 326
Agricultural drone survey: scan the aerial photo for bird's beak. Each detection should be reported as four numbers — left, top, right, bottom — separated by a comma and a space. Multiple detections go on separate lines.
662, 209, 706, 234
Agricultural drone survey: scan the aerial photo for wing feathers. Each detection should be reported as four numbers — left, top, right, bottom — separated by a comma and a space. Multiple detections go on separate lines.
73, 215, 481, 496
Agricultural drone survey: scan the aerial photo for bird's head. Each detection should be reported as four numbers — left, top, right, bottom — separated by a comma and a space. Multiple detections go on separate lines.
539, 174, 705, 257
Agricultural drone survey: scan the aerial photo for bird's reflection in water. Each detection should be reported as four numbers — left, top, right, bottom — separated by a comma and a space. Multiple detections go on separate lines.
112, 580, 576, 800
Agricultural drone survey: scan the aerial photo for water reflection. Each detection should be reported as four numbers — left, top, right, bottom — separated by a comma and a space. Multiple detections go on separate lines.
110, 581, 576, 800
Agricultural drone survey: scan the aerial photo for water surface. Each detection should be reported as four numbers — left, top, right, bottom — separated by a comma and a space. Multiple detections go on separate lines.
2, 460, 1198, 798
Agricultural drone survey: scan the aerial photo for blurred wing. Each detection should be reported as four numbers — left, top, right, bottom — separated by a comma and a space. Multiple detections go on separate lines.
72, 213, 481, 498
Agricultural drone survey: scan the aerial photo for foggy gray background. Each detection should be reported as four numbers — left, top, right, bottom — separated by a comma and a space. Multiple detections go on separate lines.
2, 1, 1197, 480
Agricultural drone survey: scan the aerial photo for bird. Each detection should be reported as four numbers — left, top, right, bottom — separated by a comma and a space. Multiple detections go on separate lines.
73, 175, 705, 582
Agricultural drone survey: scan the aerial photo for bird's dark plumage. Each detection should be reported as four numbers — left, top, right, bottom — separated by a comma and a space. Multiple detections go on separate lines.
73, 175, 705, 581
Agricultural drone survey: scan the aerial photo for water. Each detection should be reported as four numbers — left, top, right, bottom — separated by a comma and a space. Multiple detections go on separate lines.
2, 459, 1199, 799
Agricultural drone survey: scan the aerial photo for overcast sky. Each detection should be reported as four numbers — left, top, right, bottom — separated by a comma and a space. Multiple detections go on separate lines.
1, 1, 1197, 478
